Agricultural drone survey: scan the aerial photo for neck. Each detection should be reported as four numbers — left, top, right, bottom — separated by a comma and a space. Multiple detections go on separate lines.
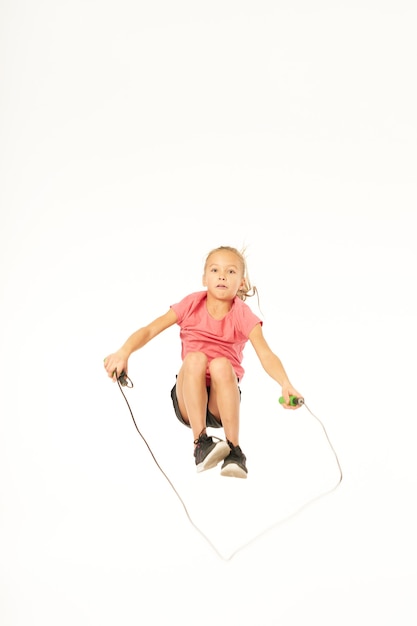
206, 293, 234, 319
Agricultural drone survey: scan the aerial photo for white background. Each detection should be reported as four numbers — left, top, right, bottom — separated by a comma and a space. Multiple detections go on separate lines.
1, 1, 416, 624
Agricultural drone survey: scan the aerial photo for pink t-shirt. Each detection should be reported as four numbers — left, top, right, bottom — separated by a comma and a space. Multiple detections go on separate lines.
170, 291, 262, 383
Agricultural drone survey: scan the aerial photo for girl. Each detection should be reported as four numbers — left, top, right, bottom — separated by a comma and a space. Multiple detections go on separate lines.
104, 246, 303, 479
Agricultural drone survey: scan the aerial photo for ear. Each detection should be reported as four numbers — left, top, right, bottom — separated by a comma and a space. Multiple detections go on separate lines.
202, 273, 207, 287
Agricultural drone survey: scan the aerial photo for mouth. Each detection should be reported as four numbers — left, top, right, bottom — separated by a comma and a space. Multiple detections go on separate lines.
216, 284, 227, 289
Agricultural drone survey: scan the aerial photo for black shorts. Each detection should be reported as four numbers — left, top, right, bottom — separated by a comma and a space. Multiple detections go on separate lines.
170, 382, 241, 429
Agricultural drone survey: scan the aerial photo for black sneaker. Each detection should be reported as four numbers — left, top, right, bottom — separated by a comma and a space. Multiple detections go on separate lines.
194, 433, 230, 473
220, 442, 248, 479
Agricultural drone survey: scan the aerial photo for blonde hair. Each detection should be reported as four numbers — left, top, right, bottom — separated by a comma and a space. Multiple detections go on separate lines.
204, 245, 258, 302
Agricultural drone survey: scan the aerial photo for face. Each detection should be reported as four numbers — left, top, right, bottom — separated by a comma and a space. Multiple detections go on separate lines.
202, 250, 245, 299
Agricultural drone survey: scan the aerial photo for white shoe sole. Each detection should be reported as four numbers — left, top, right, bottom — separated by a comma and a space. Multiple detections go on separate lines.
220, 463, 248, 479
197, 441, 230, 472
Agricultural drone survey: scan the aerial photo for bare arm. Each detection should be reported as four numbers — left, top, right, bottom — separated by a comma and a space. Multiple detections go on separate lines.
104, 308, 177, 380
249, 323, 303, 409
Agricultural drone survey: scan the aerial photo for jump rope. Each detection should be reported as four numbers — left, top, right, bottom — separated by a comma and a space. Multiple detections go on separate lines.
115, 371, 343, 561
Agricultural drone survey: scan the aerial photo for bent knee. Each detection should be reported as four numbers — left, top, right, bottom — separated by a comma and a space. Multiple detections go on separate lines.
182, 351, 208, 372
209, 357, 236, 382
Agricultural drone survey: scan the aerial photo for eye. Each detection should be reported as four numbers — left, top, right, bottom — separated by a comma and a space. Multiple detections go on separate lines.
228, 269, 236, 274
210, 268, 218, 273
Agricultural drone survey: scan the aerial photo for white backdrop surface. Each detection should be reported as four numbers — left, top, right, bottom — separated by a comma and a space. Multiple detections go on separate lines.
1, 1, 416, 625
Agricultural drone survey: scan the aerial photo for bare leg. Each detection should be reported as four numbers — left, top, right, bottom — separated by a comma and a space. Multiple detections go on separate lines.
208, 357, 241, 446
175, 352, 209, 443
